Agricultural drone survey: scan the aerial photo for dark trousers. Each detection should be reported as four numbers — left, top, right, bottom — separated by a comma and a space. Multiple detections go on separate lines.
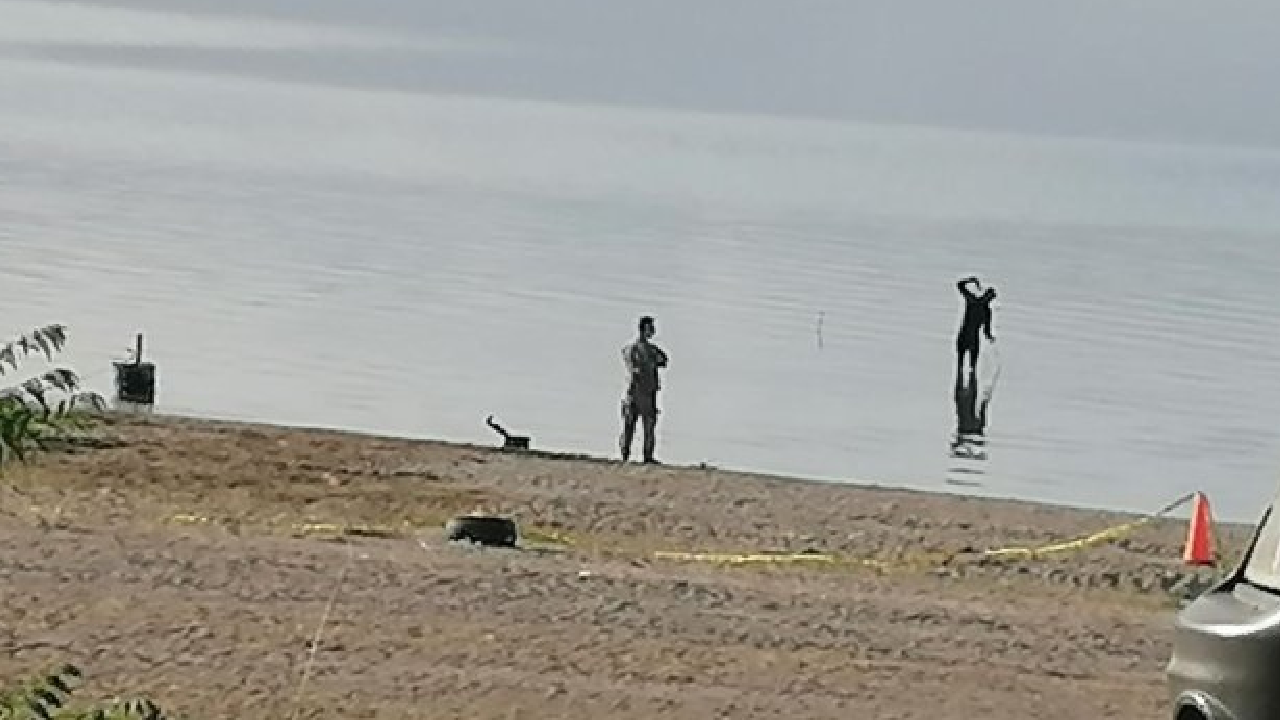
956, 335, 981, 376
620, 392, 658, 462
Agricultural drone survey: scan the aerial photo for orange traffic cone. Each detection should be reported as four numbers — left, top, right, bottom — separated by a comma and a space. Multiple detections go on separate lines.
1183, 491, 1215, 566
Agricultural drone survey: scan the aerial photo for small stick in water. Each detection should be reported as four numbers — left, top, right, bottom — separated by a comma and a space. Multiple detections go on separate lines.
816, 311, 825, 350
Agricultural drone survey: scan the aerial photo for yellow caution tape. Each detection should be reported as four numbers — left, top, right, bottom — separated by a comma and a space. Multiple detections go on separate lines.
977, 492, 1196, 561
651, 550, 925, 573
170, 513, 212, 525
169, 514, 416, 539
653, 550, 838, 566
520, 529, 578, 547
164, 490, 1203, 573
651, 492, 1201, 571
167, 512, 575, 547
289, 522, 404, 539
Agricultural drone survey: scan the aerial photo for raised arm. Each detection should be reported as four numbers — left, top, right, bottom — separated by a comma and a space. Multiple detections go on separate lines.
957, 277, 979, 299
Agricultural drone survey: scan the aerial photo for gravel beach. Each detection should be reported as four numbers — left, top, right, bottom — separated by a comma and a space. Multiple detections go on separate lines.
0, 414, 1252, 719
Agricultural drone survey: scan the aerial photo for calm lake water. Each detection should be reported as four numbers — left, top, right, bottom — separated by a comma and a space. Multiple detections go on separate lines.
3, 0, 1280, 521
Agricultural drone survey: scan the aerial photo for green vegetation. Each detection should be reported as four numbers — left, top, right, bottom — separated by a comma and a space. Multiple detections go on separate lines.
0, 663, 169, 720
0, 331, 167, 718
0, 325, 106, 467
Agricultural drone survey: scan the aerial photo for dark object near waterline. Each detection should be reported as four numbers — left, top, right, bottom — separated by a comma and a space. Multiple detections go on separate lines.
1166, 481, 1280, 720
486, 414, 530, 450
114, 333, 156, 405
445, 515, 518, 548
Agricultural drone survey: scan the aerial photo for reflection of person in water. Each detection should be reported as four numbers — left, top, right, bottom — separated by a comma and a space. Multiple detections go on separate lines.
950, 368, 992, 461
954, 370, 989, 436
955, 276, 996, 377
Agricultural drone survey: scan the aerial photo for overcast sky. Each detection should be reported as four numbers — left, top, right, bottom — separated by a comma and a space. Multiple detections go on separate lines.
16, 0, 1280, 149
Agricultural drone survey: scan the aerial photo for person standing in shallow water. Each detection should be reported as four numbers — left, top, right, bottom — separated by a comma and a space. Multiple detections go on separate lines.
620, 315, 668, 464
955, 276, 996, 377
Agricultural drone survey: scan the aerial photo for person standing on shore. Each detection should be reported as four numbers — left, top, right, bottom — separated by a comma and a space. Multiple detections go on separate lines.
956, 276, 996, 378
620, 315, 668, 464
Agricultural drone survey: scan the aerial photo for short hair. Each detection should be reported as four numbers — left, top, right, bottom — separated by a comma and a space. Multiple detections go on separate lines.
638, 315, 656, 332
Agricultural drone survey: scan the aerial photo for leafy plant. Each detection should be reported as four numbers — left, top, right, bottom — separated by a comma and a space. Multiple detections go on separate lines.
0, 662, 82, 720
0, 664, 171, 720
0, 325, 107, 467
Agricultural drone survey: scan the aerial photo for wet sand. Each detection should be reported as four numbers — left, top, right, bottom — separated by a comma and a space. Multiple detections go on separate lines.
0, 414, 1250, 719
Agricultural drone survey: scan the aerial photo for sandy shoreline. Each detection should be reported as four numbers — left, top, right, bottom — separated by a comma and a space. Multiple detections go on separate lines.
0, 413, 1254, 718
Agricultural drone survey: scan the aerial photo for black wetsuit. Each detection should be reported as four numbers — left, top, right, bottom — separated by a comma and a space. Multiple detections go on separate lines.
956, 280, 993, 373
